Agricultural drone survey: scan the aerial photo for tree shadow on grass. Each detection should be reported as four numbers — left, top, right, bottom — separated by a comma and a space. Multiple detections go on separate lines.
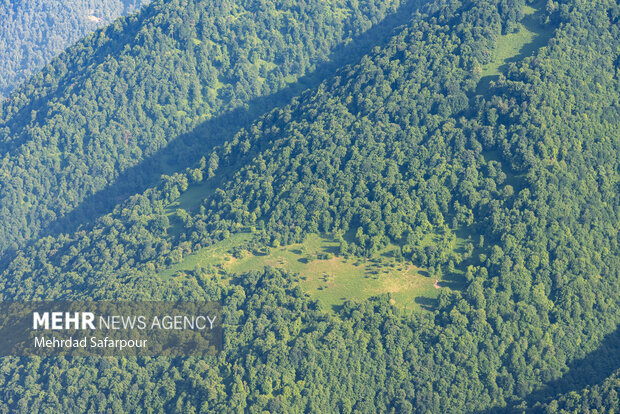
322, 244, 340, 256
439, 272, 466, 290
414, 296, 437, 311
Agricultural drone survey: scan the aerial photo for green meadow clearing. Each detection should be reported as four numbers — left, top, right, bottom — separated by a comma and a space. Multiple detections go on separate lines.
158, 232, 461, 312
477, 0, 555, 93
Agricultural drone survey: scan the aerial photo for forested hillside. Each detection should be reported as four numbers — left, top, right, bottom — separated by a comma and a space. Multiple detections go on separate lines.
0, 0, 618, 412
0, 0, 408, 254
541, 368, 620, 412
0, 0, 151, 99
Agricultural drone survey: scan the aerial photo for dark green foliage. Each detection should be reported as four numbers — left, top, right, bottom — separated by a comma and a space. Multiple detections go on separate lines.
539, 369, 620, 413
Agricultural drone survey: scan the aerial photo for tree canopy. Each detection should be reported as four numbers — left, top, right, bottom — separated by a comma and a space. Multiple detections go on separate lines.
0, 0, 618, 412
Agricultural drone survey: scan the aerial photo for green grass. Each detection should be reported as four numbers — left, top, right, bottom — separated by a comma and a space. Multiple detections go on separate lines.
477, 0, 555, 93
158, 232, 253, 280
163, 166, 236, 237
481, 22, 535, 77
167, 180, 213, 213
157, 233, 454, 312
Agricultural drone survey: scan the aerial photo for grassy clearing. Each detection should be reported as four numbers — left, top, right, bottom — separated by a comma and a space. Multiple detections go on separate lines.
477, 0, 555, 93
157, 233, 453, 312
158, 232, 253, 280
158, 169, 469, 311
166, 179, 213, 213
163, 166, 236, 237
163, 181, 213, 238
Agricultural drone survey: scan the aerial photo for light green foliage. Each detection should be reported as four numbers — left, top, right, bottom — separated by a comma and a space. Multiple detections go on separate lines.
0, 0, 405, 253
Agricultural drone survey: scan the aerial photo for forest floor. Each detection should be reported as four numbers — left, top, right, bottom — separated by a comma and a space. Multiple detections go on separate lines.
158, 232, 467, 312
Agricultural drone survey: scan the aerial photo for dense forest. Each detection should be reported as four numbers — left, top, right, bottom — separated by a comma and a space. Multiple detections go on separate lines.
0, 0, 151, 99
0, 0, 618, 412
542, 368, 620, 413
0, 0, 412, 255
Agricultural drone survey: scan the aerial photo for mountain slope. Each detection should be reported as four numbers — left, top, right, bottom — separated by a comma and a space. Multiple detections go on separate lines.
0, 0, 618, 412
540, 368, 620, 412
0, 0, 409, 254
0, 0, 151, 99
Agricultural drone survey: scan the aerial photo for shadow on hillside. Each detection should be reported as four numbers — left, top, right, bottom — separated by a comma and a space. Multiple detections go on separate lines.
476, 325, 620, 413
504, 8, 555, 65
29, 0, 427, 244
